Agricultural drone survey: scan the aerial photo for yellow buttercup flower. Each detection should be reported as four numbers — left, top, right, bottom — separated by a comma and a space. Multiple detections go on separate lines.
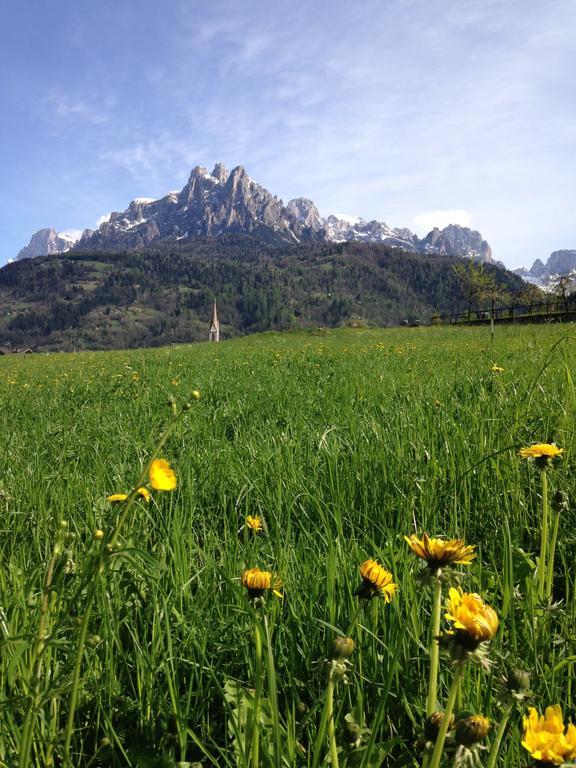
522, 705, 576, 765
405, 534, 476, 570
445, 587, 499, 646
357, 559, 398, 601
241, 567, 283, 599
149, 459, 177, 491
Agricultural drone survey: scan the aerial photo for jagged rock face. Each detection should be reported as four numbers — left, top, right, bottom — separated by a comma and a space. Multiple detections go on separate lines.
515, 250, 576, 288
547, 250, 576, 275
285, 198, 323, 231
323, 214, 418, 251
17, 228, 78, 260
79, 164, 318, 250
419, 225, 492, 263
17, 163, 495, 262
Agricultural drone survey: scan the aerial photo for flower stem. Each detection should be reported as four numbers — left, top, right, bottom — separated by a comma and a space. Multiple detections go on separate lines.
426, 576, 442, 718
251, 618, 262, 768
538, 468, 549, 601
485, 703, 513, 768
427, 663, 465, 768
326, 675, 339, 768
546, 497, 560, 602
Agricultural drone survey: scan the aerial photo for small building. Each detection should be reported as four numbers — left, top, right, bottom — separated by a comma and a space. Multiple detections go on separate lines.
208, 301, 220, 342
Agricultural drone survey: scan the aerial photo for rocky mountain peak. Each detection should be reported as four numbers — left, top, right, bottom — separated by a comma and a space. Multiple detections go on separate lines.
419, 225, 492, 263
514, 250, 576, 289
17, 228, 79, 260
285, 198, 323, 230
16, 163, 498, 261
212, 162, 228, 183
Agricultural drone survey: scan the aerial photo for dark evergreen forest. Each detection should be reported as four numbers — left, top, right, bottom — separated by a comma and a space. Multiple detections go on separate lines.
0, 238, 525, 350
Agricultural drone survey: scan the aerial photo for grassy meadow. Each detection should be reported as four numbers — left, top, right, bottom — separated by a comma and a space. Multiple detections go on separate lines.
1, 324, 575, 767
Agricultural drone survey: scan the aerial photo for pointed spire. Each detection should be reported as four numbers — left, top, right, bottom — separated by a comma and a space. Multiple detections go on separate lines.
209, 301, 220, 342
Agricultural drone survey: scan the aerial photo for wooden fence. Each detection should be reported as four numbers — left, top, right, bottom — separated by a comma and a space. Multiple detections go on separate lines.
432, 299, 576, 326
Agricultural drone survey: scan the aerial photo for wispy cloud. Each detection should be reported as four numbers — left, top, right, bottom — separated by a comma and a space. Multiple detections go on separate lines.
99, 135, 204, 182
43, 92, 113, 125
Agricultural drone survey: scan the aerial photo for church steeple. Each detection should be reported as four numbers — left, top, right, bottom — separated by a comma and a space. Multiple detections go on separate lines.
208, 301, 220, 342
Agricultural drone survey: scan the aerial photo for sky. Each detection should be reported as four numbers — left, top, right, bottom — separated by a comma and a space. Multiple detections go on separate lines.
1, 0, 574, 269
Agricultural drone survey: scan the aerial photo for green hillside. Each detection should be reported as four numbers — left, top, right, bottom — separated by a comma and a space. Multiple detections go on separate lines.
0, 239, 525, 350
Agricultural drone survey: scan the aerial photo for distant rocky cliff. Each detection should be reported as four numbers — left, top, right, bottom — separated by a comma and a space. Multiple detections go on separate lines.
515, 250, 576, 288
17, 163, 494, 262
16, 228, 78, 260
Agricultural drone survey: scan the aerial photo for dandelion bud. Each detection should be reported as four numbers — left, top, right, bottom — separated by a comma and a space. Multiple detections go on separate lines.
454, 714, 490, 746
88, 634, 102, 647
330, 636, 355, 660
59, 520, 68, 529
553, 490, 569, 511
93, 529, 105, 541
342, 716, 362, 748
506, 667, 531, 694
296, 701, 308, 718
182, 402, 192, 411
424, 712, 455, 741
99, 737, 110, 748
191, 390, 201, 400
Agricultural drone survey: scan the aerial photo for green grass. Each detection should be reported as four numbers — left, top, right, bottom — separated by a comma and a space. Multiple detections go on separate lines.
0, 324, 575, 767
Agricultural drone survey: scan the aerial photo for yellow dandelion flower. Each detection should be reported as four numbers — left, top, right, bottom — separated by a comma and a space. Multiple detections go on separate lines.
241, 567, 283, 599
357, 559, 398, 601
522, 706, 576, 765
519, 443, 563, 462
149, 459, 177, 491
246, 515, 263, 533
405, 534, 476, 571
445, 587, 499, 646
490, 364, 504, 373
136, 487, 151, 502
106, 493, 128, 504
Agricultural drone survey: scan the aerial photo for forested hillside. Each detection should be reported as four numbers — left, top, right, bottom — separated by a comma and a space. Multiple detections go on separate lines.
0, 238, 524, 350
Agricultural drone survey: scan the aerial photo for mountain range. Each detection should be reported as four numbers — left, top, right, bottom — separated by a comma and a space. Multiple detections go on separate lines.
17, 163, 493, 263
514, 250, 576, 288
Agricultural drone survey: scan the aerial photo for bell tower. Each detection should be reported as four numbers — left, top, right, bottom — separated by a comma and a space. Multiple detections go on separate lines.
208, 301, 220, 342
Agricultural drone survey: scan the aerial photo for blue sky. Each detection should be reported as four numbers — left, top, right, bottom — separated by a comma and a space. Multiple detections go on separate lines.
1, 0, 574, 269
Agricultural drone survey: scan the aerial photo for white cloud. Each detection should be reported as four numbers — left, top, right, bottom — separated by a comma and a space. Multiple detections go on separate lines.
44, 93, 111, 125
97, 213, 111, 226
412, 209, 472, 234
